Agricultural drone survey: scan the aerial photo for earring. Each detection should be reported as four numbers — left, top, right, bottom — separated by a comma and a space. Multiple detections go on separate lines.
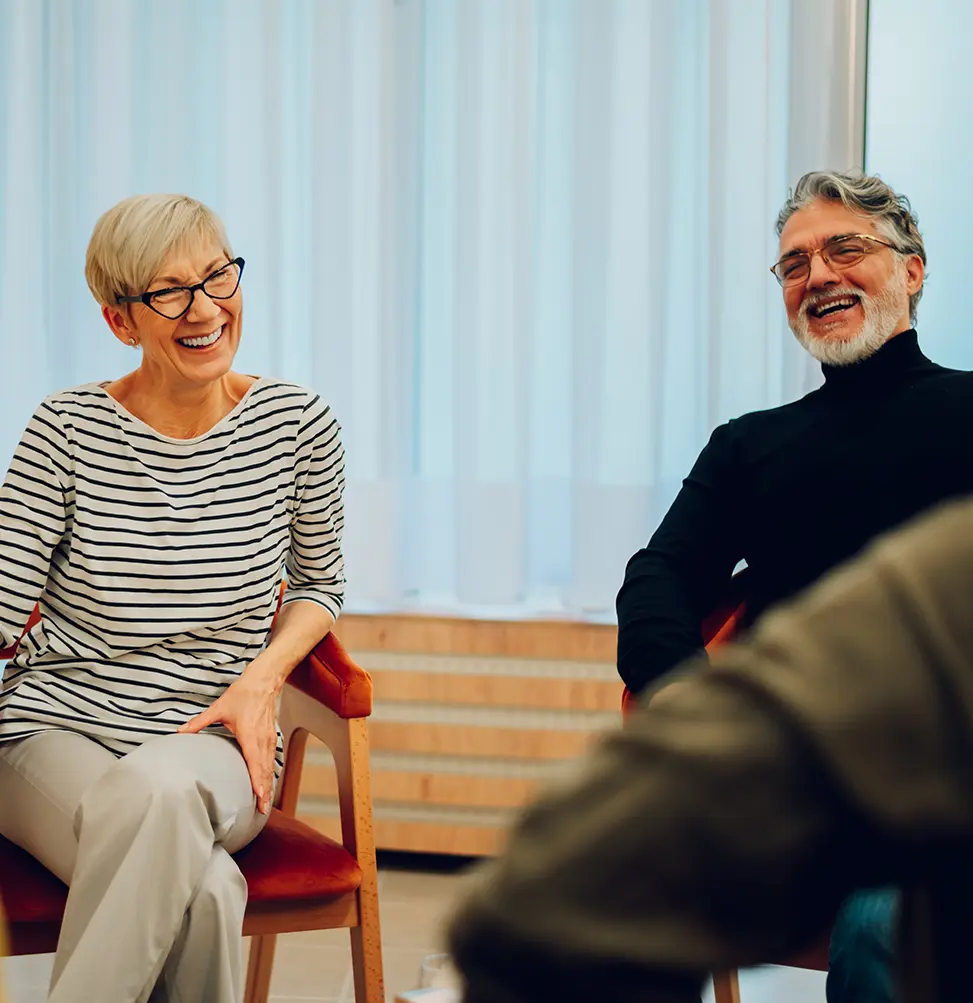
129, 338, 138, 347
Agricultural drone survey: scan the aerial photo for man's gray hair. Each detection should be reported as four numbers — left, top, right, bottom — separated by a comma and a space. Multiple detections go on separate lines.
776, 171, 926, 326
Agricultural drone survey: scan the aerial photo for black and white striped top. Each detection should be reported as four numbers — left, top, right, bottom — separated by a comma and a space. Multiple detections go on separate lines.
0, 378, 345, 769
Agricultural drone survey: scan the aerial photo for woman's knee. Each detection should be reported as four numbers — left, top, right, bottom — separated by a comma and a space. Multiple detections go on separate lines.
76, 753, 203, 835
194, 848, 247, 912
74, 736, 262, 851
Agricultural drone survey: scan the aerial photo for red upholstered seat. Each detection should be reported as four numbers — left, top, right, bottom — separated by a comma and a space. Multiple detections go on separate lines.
0, 835, 66, 926
0, 808, 361, 929
234, 809, 362, 902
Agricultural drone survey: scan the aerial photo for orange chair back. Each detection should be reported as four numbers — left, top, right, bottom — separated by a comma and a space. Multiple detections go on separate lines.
621, 570, 749, 713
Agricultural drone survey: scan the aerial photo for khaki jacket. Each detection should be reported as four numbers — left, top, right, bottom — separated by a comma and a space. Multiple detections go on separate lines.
450, 496, 973, 1003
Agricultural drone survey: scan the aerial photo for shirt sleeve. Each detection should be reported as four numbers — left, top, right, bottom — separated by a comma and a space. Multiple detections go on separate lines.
0, 403, 71, 649
451, 496, 973, 1003
616, 421, 744, 694
281, 393, 346, 620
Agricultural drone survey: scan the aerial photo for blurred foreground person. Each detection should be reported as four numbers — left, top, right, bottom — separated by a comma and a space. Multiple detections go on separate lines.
451, 497, 973, 1003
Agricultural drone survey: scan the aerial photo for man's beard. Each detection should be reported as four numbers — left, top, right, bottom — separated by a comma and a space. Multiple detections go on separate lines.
789, 266, 909, 366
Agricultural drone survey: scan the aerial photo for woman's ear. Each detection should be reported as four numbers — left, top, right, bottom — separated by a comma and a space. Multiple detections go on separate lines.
102, 304, 139, 347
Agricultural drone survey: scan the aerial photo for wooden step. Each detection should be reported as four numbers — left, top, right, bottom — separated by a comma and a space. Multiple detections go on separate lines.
312, 612, 620, 854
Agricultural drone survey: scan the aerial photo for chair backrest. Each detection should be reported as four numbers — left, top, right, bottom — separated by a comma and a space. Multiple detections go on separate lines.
700, 567, 749, 648
0, 606, 41, 662
621, 568, 750, 713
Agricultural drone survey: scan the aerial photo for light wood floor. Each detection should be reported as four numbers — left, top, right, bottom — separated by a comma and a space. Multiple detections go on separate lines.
1, 857, 827, 1003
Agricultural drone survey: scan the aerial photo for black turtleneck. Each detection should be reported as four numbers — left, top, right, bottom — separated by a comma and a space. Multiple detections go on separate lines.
616, 329, 973, 695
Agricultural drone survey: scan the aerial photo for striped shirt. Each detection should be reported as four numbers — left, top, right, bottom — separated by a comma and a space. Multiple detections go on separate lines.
0, 378, 345, 772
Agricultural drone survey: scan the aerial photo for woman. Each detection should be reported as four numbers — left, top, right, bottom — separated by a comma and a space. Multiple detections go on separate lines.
0, 194, 345, 1002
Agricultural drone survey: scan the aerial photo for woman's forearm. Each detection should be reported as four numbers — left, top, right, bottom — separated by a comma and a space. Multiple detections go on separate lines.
245, 600, 336, 694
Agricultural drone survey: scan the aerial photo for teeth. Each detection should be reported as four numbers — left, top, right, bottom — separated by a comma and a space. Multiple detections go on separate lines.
179, 327, 223, 348
812, 297, 858, 316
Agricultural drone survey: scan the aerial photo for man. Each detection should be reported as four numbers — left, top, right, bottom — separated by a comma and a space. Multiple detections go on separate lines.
451, 495, 973, 1003
616, 170, 973, 1001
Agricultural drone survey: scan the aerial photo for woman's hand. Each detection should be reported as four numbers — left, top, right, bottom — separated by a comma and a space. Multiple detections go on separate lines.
178, 664, 280, 814
179, 601, 336, 815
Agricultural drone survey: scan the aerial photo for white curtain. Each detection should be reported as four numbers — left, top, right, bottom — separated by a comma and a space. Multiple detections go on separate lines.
0, 0, 865, 618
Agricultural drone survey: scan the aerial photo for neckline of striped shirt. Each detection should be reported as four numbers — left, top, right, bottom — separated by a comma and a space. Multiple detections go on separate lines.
82, 377, 271, 445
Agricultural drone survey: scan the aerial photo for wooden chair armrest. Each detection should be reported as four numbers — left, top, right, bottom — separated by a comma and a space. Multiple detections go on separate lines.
284, 631, 373, 719
276, 637, 375, 856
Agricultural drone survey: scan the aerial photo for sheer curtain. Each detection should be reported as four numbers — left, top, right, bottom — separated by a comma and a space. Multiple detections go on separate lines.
0, 0, 865, 618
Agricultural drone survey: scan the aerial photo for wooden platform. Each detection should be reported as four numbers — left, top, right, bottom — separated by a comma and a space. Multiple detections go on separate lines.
300, 613, 619, 856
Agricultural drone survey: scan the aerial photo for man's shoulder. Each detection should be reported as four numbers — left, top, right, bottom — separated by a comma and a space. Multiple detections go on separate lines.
718, 362, 973, 448
922, 362, 973, 382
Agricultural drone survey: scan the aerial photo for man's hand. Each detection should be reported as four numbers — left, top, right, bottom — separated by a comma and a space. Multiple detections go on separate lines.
178, 666, 278, 814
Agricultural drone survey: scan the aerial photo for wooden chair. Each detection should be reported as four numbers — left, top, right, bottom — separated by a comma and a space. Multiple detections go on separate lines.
0, 610, 385, 1003
620, 572, 829, 1003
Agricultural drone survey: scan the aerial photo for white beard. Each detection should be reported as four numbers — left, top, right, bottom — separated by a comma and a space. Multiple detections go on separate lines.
789, 266, 909, 366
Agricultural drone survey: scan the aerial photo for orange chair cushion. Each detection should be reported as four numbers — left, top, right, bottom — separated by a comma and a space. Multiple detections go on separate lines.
0, 836, 67, 925
0, 809, 361, 930
287, 632, 373, 720
234, 808, 362, 902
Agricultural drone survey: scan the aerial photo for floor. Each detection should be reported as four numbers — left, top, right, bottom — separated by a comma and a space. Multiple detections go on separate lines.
1, 854, 827, 1003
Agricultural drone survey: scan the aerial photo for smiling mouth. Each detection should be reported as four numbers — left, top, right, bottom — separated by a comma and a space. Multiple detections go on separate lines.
808, 295, 861, 320
177, 326, 224, 349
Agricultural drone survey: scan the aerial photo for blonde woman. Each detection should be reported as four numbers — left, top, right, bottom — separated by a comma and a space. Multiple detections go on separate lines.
0, 195, 345, 1002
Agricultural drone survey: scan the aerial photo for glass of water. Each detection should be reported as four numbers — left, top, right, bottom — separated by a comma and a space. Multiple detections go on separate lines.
416, 953, 459, 990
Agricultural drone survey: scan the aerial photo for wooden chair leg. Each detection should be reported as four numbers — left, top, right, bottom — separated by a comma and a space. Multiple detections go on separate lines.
712, 969, 742, 1003
337, 715, 384, 1003
347, 818, 384, 1003
349, 917, 384, 1003
244, 933, 278, 1003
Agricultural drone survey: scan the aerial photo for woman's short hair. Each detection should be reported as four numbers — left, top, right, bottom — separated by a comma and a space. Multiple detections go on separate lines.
85, 194, 233, 308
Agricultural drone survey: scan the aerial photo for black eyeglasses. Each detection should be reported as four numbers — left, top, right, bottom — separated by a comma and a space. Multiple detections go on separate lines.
117, 257, 245, 319
770, 236, 896, 286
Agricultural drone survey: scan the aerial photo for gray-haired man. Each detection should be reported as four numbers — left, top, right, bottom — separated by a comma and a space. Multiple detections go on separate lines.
616, 171, 973, 1001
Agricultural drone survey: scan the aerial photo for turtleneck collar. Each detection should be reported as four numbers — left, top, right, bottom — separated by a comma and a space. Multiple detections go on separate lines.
820, 329, 933, 388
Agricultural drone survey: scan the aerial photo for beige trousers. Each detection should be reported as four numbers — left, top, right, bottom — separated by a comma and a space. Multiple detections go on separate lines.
0, 730, 269, 1003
